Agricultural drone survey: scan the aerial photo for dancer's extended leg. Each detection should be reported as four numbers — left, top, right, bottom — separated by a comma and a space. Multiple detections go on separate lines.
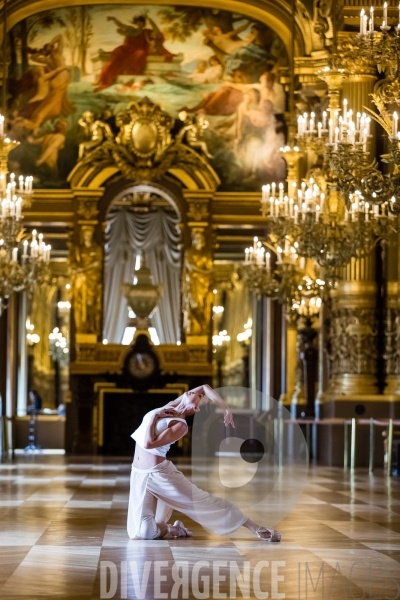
145, 461, 248, 536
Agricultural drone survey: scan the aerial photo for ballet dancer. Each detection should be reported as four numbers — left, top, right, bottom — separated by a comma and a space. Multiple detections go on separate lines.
127, 384, 281, 542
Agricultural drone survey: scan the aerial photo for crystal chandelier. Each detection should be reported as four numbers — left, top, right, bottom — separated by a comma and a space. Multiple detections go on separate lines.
295, 99, 393, 208
0, 116, 50, 314
242, 236, 316, 303
49, 327, 70, 367
242, 237, 327, 319
325, 4, 400, 212
291, 276, 324, 318
262, 178, 396, 277
355, 4, 400, 82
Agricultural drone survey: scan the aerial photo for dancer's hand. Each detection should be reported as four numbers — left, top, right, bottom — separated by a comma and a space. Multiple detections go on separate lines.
155, 408, 178, 420
223, 407, 235, 428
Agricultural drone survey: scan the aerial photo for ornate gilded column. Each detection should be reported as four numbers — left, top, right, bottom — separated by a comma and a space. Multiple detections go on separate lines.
280, 144, 302, 407
385, 221, 400, 396
290, 318, 306, 416
320, 62, 379, 414
68, 191, 103, 454
341, 66, 377, 127
69, 192, 103, 346
181, 192, 214, 350
327, 255, 377, 397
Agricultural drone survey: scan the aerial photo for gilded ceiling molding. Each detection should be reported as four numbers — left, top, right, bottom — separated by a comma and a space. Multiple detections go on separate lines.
2, 0, 307, 57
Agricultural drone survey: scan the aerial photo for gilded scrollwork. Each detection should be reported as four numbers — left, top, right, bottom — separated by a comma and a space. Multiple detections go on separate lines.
384, 307, 400, 376
77, 200, 99, 220
187, 200, 210, 222
77, 97, 213, 182
313, 0, 333, 48
328, 307, 378, 376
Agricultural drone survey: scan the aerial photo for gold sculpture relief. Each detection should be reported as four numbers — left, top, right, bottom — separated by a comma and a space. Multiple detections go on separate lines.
69, 225, 102, 335
187, 200, 210, 222
77, 200, 99, 220
182, 228, 213, 336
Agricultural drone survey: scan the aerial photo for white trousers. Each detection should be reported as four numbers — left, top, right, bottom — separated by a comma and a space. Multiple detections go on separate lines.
127, 459, 248, 539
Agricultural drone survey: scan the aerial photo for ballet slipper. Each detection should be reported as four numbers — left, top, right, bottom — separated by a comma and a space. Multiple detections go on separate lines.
255, 527, 281, 542
173, 520, 193, 537
166, 523, 189, 538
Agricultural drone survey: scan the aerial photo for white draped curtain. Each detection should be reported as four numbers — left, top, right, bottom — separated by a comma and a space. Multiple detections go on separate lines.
103, 207, 181, 344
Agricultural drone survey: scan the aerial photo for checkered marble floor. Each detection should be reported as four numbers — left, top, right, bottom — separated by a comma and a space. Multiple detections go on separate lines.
1, 456, 400, 599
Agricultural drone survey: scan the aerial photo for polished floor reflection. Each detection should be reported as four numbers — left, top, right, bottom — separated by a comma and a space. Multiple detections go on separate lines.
1, 456, 400, 599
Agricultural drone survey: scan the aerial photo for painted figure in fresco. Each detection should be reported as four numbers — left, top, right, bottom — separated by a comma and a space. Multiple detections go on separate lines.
70, 226, 102, 335
8, 6, 288, 192
184, 70, 284, 117
188, 60, 207, 83
94, 14, 175, 92
14, 65, 70, 124
182, 228, 213, 336
236, 96, 286, 179
203, 22, 275, 82
227, 71, 286, 115
188, 56, 223, 84
17, 35, 74, 130
27, 120, 68, 179
77, 111, 114, 159
177, 112, 212, 159
202, 21, 251, 56
224, 24, 276, 79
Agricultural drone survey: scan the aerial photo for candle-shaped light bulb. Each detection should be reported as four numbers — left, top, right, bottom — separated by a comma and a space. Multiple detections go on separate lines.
16, 198, 22, 220
360, 8, 365, 34
365, 202, 370, 222
12, 247, 18, 262
384, 2, 388, 25
279, 182, 284, 201
363, 127, 368, 151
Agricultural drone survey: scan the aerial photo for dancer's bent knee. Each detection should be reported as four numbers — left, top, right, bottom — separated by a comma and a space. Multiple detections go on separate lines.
139, 516, 162, 540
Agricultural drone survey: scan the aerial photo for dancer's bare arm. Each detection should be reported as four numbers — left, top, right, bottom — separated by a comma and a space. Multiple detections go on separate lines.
171, 385, 235, 428
143, 408, 188, 450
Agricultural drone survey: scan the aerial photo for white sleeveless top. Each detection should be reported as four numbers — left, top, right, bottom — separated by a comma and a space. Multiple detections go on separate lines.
131, 408, 188, 457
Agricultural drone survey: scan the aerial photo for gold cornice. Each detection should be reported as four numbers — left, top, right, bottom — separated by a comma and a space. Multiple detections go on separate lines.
71, 342, 213, 376
213, 215, 264, 223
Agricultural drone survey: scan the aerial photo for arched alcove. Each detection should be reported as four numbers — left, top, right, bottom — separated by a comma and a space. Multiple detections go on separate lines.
102, 184, 182, 345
